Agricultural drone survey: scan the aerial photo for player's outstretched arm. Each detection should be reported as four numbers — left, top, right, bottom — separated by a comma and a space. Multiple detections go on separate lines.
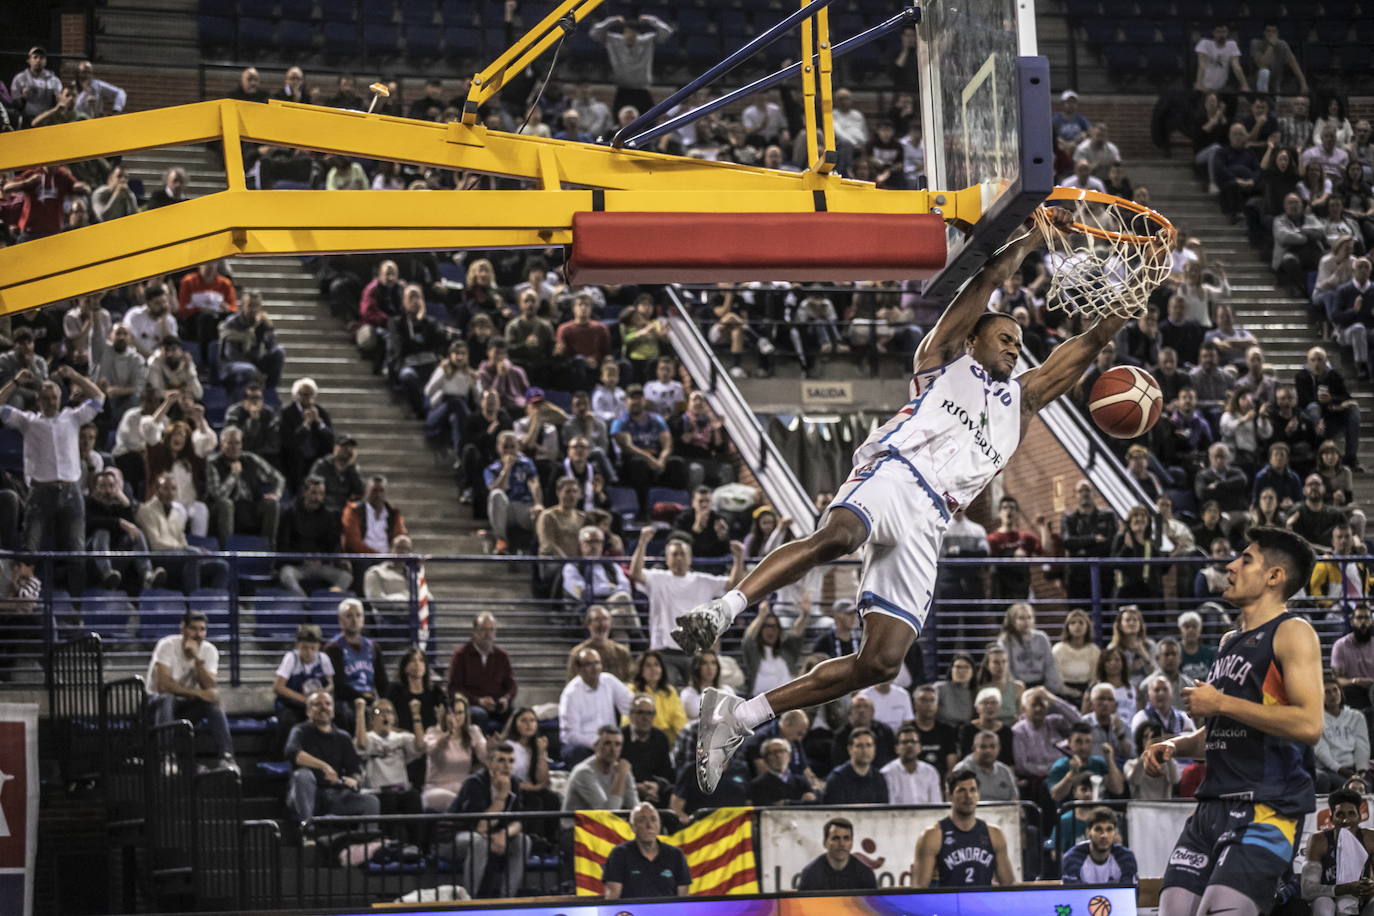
1018, 314, 1131, 414
913, 227, 1041, 371
1182, 616, 1324, 745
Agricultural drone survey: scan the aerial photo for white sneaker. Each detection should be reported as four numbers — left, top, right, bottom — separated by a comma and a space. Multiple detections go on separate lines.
696, 688, 751, 793
671, 599, 729, 656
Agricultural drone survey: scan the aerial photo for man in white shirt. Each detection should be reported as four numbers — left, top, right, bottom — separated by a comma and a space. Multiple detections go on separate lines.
881, 723, 942, 804
559, 648, 632, 763
858, 681, 915, 733
642, 357, 685, 417
742, 92, 786, 145
1194, 24, 1248, 93
629, 526, 745, 685
1, 365, 104, 595
147, 610, 237, 770
1303, 126, 1351, 182
831, 88, 868, 150
123, 283, 179, 358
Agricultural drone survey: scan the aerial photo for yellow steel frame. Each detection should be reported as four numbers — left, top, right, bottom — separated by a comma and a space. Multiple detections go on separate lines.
0, 9, 986, 316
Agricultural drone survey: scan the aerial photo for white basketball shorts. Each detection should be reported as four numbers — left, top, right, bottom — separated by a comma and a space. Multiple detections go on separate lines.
826, 451, 949, 637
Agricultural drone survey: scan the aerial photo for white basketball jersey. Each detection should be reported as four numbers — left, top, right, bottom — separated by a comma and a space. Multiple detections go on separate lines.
852, 353, 1023, 510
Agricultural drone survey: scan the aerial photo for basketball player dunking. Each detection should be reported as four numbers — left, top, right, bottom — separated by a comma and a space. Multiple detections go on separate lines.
1144, 527, 1324, 916
679, 212, 1142, 792
911, 767, 1014, 888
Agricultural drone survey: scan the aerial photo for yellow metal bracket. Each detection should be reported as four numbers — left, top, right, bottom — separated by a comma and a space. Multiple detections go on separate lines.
800, 0, 837, 175
0, 98, 985, 317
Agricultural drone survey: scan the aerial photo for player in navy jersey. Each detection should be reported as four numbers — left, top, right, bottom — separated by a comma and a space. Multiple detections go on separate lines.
1144, 527, 1323, 916
1301, 789, 1374, 915
912, 767, 1013, 888
688, 211, 1154, 792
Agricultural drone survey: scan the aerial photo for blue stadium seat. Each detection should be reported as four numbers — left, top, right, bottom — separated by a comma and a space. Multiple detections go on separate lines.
279, 19, 315, 53
1143, 45, 1183, 76
199, 0, 235, 16
201, 383, 229, 427
647, 486, 690, 509
439, 0, 473, 26
685, 33, 723, 67
138, 589, 189, 640
1102, 45, 1143, 74
1156, 20, 1186, 43
198, 15, 236, 48
1247, 0, 1283, 17
1313, 20, 1352, 43
445, 26, 481, 57
319, 0, 354, 20
188, 588, 232, 639
257, 760, 293, 778
80, 589, 137, 641
1080, 18, 1117, 45
0, 428, 23, 474
543, 389, 573, 412
239, 0, 275, 17
1355, 20, 1374, 43
400, 0, 433, 23
187, 533, 220, 552
279, 0, 313, 18
360, 0, 395, 22
607, 485, 639, 526
1119, 21, 1157, 43
1303, 45, 1334, 72
238, 17, 276, 51
225, 534, 274, 582
307, 587, 353, 626
364, 23, 401, 56
1063, 0, 1098, 17
1339, 45, 1372, 71
322, 20, 361, 55
252, 588, 309, 637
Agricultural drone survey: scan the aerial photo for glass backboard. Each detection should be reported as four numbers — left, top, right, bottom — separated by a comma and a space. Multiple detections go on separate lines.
916, 0, 1052, 301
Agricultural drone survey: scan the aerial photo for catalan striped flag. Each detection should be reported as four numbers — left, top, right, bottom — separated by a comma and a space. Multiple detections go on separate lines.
415, 565, 432, 651
573, 807, 759, 897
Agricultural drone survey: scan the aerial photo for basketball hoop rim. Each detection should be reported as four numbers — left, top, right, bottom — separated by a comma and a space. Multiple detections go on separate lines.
1042, 187, 1176, 247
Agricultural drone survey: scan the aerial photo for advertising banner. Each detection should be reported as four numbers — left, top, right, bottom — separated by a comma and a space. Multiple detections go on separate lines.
0, 703, 37, 916
756, 805, 1024, 892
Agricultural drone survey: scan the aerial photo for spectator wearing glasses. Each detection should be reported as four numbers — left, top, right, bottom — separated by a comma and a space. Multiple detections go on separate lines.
560, 649, 632, 764
621, 693, 674, 806
882, 722, 943, 804
750, 737, 817, 806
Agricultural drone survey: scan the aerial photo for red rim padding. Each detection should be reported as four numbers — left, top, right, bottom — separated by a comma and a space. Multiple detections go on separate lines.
566, 211, 949, 283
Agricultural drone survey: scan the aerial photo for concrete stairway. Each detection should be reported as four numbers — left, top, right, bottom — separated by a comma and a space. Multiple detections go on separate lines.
112, 145, 576, 700
1132, 157, 1374, 509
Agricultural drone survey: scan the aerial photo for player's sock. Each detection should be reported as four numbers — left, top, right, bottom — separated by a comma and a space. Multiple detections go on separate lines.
736, 693, 774, 730
720, 589, 748, 622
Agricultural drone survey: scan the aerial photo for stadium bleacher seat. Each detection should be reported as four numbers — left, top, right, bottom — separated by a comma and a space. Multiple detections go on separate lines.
400, 0, 432, 24
322, 20, 360, 56
238, 17, 276, 52
202, 384, 229, 427
188, 588, 232, 639
225, 534, 274, 584
318, 0, 353, 19
1338, 44, 1371, 71
198, 15, 236, 49
278, 0, 312, 18
80, 589, 137, 641
1081, 18, 1118, 45
138, 589, 190, 639
1304, 44, 1335, 72
1119, 21, 1157, 44
1313, 20, 1353, 43
364, 23, 401, 57
647, 486, 690, 509
252, 588, 309, 637
278, 20, 315, 54
607, 485, 639, 527
445, 26, 481, 57
1102, 45, 1142, 74
239, 0, 275, 18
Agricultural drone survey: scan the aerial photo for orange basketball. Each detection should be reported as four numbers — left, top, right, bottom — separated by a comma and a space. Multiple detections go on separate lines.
1088, 365, 1163, 438
1088, 895, 1112, 916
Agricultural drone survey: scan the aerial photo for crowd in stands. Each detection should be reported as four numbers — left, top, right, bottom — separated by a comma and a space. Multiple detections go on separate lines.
9, 14, 1374, 908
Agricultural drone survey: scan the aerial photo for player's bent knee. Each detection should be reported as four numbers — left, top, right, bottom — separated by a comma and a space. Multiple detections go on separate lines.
853, 651, 903, 687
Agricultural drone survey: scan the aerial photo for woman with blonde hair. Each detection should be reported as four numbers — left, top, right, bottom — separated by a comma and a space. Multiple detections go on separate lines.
1051, 609, 1100, 702
996, 603, 1063, 695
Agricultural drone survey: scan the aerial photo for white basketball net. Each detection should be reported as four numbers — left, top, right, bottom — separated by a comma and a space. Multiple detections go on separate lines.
1031, 191, 1176, 321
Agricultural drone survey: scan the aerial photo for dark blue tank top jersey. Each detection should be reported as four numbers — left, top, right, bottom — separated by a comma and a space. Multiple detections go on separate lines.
1321, 827, 1372, 884
1196, 612, 1315, 817
934, 817, 998, 887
